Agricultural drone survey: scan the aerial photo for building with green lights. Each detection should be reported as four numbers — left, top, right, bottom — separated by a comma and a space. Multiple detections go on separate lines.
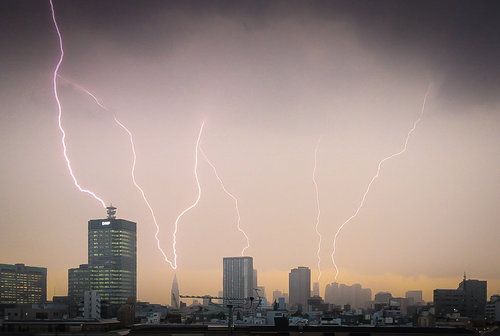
88, 206, 137, 316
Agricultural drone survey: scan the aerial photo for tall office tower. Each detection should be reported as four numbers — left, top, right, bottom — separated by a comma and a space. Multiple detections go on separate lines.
0, 263, 47, 304
360, 287, 372, 309
458, 275, 487, 319
312, 282, 320, 297
405, 290, 424, 305
223, 257, 254, 300
68, 264, 90, 317
171, 274, 180, 309
288, 266, 311, 311
88, 206, 137, 315
253, 269, 258, 288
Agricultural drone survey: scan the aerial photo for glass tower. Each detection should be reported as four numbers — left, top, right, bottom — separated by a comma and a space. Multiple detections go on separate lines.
88, 206, 137, 313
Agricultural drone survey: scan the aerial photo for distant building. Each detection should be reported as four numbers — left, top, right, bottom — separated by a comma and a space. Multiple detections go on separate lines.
257, 286, 268, 306
312, 282, 320, 297
171, 274, 180, 309
223, 257, 254, 300
83, 290, 101, 320
68, 264, 90, 317
253, 269, 258, 288
288, 266, 311, 311
390, 297, 409, 315
0, 263, 47, 304
405, 290, 424, 305
88, 206, 137, 316
375, 291, 393, 304
272, 290, 284, 302
325, 282, 371, 309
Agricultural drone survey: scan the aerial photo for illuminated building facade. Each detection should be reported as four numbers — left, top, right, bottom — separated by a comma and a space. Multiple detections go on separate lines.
0, 263, 47, 304
88, 206, 137, 314
68, 264, 90, 317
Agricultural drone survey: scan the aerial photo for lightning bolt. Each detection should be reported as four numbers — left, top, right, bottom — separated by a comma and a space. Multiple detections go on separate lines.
49, 0, 106, 208
171, 122, 205, 269
330, 84, 432, 280
199, 147, 250, 256
56, 75, 177, 268
313, 137, 323, 281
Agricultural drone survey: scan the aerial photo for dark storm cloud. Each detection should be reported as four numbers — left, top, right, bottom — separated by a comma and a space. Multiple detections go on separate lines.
1, 0, 499, 106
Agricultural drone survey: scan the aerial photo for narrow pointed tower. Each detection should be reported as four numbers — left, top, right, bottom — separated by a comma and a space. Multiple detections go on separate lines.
171, 274, 180, 309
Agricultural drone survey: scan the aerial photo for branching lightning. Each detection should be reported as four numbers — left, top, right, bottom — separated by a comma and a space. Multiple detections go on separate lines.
199, 147, 250, 256
313, 138, 323, 281
171, 122, 205, 269
330, 84, 432, 280
56, 75, 177, 268
49, 0, 106, 208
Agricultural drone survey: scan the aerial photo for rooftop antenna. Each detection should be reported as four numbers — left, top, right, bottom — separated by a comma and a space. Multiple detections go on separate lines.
107, 204, 117, 219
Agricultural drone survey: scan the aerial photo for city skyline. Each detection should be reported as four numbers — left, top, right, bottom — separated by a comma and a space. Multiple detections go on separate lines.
1, 0, 499, 306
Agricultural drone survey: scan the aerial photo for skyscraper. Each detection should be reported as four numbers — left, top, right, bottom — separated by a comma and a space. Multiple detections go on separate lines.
288, 266, 311, 311
68, 264, 90, 317
171, 274, 180, 309
0, 263, 47, 304
223, 257, 254, 300
88, 206, 137, 315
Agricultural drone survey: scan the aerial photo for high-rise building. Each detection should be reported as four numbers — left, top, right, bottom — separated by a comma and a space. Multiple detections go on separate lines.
0, 263, 47, 304
405, 290, 424, 305
288, 266, 311, 311
223, 257, 254, 300
312, 282, 320, 297
68, 264, 90, 317
253, 269, 258, 288
458, 276, 487, 319
171, 274, 180, 309
88, 206, 137, 315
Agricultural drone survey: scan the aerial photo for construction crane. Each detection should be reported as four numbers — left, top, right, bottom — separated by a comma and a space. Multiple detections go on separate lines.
180, 289, 263, 329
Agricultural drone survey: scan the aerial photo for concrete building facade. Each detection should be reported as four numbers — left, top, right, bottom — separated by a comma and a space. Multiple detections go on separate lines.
288, 266, 311, 311
223, 257, 254, 300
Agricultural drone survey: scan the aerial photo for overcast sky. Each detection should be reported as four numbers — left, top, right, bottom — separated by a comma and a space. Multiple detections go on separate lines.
1, 0, 499, 303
